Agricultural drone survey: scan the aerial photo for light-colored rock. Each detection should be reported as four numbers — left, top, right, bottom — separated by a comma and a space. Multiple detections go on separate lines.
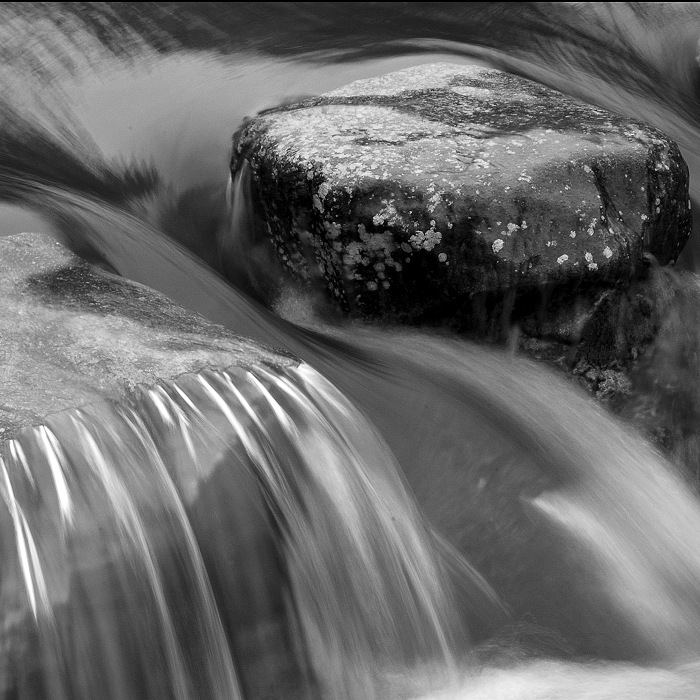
0, 231, 296, 438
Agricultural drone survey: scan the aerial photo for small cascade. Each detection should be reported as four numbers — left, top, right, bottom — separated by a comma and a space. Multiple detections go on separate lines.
0, 399, 243, 699
0, 363, 482, 699
221, 158, 283, 303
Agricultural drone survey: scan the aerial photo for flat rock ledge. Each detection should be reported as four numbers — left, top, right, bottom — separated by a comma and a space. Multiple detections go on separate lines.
0, 232, 297, 439
231, 62, 690, 374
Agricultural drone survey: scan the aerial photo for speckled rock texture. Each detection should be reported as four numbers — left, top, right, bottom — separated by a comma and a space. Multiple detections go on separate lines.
0, 232, 296, 438
231, 63, 690, 353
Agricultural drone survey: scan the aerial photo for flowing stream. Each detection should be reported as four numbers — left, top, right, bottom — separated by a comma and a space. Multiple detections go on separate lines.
3, 4, 700, 698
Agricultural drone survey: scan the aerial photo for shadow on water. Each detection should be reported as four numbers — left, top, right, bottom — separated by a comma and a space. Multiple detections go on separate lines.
4, 3, 700, 698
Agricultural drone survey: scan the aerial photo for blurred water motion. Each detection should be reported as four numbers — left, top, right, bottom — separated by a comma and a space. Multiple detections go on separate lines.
1, 364, 481, 698
2, 3, 700, 698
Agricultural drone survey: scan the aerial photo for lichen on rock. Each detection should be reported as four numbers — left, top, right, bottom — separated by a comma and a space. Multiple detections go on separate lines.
231, 62, 690, 365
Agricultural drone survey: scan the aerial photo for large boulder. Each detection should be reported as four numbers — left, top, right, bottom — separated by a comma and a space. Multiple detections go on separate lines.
0, 231, 296, 438
231, 63, 690, 363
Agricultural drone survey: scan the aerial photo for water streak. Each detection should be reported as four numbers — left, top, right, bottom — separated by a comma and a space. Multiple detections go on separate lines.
0, 364, 481, 698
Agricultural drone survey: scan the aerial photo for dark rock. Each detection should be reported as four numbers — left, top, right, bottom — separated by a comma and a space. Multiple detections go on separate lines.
616, 267, 700, 475
231, 63, 690, 350
0, 232, 296, 439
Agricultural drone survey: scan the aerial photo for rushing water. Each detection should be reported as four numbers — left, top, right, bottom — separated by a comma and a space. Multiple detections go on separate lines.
4, 3, 700, 698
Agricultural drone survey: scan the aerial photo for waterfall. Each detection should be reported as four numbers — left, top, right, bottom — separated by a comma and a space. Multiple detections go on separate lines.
0, 364, 488, 699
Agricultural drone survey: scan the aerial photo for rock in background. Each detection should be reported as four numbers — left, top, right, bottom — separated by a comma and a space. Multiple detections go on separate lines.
231, 63, 691, 391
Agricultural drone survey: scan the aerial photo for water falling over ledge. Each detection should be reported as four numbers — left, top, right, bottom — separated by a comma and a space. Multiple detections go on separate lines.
0, 363, 486, 699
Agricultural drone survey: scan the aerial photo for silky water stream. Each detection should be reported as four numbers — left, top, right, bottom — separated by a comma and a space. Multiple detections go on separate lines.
3, 4, 700, 698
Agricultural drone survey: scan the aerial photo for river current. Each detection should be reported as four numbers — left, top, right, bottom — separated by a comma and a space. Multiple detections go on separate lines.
3, 3, 700, 699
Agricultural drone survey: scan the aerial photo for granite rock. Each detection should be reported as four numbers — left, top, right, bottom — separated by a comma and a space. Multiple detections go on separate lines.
231, 63, 691, 343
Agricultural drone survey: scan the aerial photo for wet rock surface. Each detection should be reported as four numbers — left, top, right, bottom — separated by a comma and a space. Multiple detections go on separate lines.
231, 62, 690, 367
0, 232, 296, 438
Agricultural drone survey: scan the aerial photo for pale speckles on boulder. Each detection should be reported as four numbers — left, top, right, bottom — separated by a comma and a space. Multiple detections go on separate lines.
231, 62, 690, 337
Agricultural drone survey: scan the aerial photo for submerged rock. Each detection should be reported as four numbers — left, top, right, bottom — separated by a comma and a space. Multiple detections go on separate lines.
0, 231, 296, 438
231, 62, 690, 358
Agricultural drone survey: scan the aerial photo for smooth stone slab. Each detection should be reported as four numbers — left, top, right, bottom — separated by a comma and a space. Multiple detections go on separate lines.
231, 63, 690, 332
0, 232, 296, 438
